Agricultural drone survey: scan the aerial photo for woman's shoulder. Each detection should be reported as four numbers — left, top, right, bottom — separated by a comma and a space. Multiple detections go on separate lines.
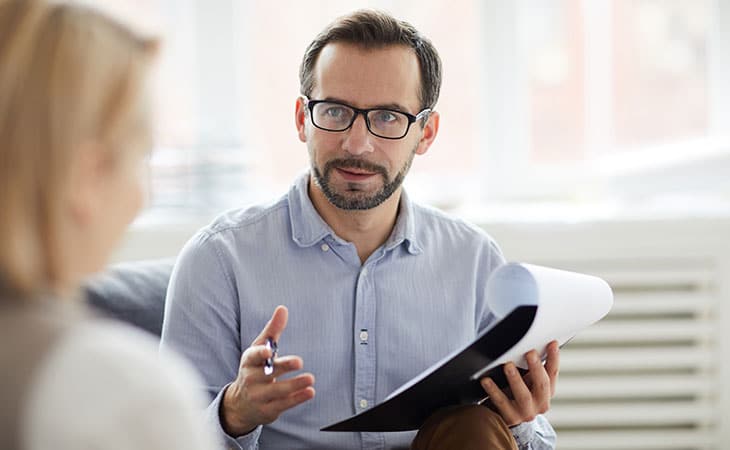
47, 319, 181, 376
21, 318, 216, 450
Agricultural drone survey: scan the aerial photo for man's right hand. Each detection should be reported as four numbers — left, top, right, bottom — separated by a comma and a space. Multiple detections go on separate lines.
221, 305, 316, 436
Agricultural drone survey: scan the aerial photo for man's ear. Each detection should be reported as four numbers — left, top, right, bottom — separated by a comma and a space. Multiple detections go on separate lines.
66, 141, 107, 228
295, 96, 308, 143
415, 110, 440, 156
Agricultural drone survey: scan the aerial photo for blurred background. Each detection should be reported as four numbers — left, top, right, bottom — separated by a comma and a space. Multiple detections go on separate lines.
88, 1, 729, 449
101, 0, 730, 225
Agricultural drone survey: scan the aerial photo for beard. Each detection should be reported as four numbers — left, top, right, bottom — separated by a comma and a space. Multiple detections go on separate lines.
311, 149, 416, 210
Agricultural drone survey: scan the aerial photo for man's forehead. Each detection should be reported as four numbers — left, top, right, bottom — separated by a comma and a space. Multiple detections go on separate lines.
312, 42, 422, 111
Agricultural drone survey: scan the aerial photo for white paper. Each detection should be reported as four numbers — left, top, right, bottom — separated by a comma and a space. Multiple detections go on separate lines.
384, 263, 613, 401
470, 263, 613, 379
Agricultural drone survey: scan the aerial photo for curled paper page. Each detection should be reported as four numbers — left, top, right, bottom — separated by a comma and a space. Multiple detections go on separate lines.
471, 263, 613, 379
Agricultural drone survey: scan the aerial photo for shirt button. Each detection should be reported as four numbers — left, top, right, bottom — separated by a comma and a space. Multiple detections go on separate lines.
361, 267, 368, 276
359, 399, 368, 409
359, 330, 369, 342
321, 243, 330, 252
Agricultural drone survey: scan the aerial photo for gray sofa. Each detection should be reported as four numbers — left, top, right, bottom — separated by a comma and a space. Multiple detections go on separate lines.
84, 259, 175, 336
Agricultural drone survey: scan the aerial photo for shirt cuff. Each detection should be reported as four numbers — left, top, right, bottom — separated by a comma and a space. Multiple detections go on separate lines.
509, 418, 537, 448
205, 383, 262, 450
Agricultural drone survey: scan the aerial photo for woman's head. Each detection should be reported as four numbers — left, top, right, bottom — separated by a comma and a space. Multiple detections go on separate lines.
0, 0, 159, 299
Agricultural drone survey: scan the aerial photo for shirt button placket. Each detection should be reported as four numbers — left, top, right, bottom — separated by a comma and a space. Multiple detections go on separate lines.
355, 263, 381, 449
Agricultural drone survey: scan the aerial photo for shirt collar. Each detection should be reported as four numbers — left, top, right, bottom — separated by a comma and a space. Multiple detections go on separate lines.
288, 172, 336, 247
287, 171, 422, 255
384, 188, 422, 255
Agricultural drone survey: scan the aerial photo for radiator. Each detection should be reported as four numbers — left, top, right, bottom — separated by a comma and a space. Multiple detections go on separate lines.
483, 218, 730, 450
545, 262, 720, 449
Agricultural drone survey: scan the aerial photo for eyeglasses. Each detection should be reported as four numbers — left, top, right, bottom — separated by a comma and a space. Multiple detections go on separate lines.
305, 98, 431, 140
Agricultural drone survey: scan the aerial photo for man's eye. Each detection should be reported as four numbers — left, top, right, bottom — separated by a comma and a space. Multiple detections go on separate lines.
324, 106, 347, 118
373, 111, 397, 123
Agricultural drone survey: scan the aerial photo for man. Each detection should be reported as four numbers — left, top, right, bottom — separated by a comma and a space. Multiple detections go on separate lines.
161, 9, 558, 450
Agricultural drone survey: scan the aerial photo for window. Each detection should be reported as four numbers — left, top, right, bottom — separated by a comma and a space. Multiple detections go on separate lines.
481, 0, 729, 211
89, 0, 730, 223
613, 0, 709, 148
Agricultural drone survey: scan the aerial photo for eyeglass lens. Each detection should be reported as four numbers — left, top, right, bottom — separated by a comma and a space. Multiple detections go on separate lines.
312, 102, 411, 139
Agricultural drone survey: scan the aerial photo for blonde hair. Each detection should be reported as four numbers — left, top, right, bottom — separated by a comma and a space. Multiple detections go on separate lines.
0, 0, 158, 299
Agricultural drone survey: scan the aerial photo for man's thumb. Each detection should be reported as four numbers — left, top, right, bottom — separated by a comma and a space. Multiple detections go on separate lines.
256, 305, 288, 344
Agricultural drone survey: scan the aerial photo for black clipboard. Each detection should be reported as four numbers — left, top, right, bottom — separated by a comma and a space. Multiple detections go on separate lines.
322, 305, 537, 432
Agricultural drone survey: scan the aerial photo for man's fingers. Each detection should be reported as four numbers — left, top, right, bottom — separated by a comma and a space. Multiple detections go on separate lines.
503, 363, 533, 413
245, 383, 316, 426
254, 373, 315, 403
242, 348, 302, 374
242, 344, 274, 368
267, 386, 316, 415
544, 341, 560, 396
268, 355, 304, 378
479, 347, 559, 428
480, 377, 518, 426
252, 355, 305, 382
525, 350, 551, 411
252, 305, 289, 345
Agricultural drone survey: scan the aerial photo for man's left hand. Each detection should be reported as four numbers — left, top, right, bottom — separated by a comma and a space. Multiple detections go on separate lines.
480, 340, 560, 427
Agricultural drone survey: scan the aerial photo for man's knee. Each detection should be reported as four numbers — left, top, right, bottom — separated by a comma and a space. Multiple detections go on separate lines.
412, 405, 517, 450
451, 405, 505, 427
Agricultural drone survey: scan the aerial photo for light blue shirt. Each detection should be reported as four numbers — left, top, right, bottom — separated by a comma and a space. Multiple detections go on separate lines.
161, 172, 556, 450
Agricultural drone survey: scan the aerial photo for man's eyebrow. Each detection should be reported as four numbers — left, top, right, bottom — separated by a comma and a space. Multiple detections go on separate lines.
323, 97, 412, 113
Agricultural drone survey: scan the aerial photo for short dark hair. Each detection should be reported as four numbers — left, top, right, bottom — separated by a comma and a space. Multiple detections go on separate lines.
299, 9, 442, 111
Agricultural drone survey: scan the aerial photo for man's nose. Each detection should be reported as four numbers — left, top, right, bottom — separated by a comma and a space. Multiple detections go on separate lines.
342, 113, 375, 156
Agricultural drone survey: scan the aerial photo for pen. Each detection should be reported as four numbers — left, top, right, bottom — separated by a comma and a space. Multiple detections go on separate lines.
264, 337, 278, 375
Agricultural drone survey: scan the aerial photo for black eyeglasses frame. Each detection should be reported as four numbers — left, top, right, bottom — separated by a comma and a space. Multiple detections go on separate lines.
305, 98, 431, 140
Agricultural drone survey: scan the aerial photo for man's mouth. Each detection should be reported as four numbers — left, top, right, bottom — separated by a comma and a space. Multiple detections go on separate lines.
336, 167, 377, 181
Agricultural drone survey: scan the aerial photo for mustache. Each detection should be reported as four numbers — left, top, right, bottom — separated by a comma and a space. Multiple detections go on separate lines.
323, 158, 388, 177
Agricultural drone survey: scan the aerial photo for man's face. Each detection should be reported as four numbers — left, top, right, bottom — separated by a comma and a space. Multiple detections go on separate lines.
296, 42, 438, 210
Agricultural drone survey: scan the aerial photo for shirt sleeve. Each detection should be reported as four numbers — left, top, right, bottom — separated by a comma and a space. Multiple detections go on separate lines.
510, 415, 557, 449
160, 231, 258, 448
205, 384, 263, 450
476, 236, 507, 334
22, 322, 218, 450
